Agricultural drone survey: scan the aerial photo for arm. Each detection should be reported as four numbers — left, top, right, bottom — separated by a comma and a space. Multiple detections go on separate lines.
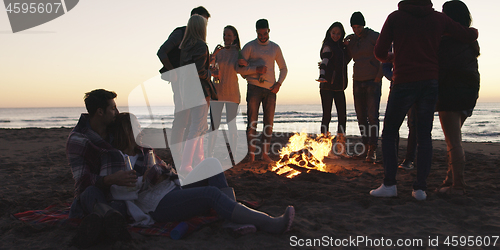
275, 45, 288, 85
237, 44, 258, 75
443, 15, 478, 43
157, 28, 184, 71
192, 43, 210, 82
270, 45, 288, 94
318, 45, 332, 81
374, 17, 394, 63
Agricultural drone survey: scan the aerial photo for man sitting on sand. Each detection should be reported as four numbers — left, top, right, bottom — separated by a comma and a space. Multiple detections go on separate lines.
67, 89, 133, 247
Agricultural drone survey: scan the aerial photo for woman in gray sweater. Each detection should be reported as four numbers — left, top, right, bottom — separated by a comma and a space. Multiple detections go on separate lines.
208, 25, 245, 158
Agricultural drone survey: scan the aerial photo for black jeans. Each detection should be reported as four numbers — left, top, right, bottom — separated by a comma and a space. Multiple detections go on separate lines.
320, 89, 346, 135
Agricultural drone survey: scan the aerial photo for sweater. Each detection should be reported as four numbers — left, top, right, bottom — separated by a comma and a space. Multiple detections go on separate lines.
239, 39, 287, 90
214, 46, 242, 103
346, 27, 383, 82
374, 0, 478, 84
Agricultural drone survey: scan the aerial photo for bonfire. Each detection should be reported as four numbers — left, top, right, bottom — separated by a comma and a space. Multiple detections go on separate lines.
271, 132, 334, 178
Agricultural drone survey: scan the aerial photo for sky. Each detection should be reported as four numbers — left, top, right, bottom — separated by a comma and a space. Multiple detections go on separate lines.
0, 0, 498, 108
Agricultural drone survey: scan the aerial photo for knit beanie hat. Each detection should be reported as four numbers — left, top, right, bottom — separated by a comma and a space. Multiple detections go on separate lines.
256, 19, 269, 29
350, 12, 365, 26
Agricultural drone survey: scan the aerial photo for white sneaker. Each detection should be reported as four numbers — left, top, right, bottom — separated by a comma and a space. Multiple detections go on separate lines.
412, 190, 427, 201
370, 184, 397, 197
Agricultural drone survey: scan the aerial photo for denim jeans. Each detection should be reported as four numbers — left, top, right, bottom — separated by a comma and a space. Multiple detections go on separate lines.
150, 172, 234, 222
382, 79, 439, 191
246, 84, 276, 152
320, 89, 347, 135
353, 80, 381, 146
397, 104, 418, 162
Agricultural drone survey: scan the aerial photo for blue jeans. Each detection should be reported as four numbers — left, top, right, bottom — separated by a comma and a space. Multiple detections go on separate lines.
246, 84, 276, 153
382, 80, 438, 191
150, 172, 235, 222
353, 80, 381, 146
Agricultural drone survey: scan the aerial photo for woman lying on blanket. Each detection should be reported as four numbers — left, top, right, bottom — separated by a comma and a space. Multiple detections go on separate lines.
110, 112, 295, 235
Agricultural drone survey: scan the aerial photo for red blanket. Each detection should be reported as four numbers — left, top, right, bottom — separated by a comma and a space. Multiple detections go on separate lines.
12, 204, 220, 238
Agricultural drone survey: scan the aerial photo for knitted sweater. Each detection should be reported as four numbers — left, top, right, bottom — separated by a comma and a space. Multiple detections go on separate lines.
214, 46, 242, 103
239, 39, 287, 90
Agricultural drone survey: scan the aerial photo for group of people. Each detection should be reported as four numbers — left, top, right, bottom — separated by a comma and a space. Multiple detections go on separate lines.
66, 0, 479, 247
318, 0, 479, 202
67, 6, 294, 248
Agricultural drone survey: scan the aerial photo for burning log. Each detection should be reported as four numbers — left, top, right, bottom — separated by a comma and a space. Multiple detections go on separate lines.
272, 132, 335, 178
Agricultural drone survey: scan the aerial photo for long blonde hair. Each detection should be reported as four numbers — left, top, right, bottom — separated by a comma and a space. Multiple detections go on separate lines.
180, 14, 207, 49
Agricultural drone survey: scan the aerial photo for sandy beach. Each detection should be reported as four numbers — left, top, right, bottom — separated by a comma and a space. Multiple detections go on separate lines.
1, 127, 499, 249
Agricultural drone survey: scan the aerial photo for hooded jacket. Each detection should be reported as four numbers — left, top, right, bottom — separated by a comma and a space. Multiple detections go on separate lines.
374, 0, 478, 84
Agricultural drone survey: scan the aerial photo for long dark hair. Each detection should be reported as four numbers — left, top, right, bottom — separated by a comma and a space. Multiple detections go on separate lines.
322, 22, 346, 46
111, 112, 140, 152
442, 0, 472, 27
224, 25, 241, 50
442, 0, 479, 56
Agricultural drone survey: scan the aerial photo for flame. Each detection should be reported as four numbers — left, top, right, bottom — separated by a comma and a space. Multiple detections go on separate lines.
271, 132, 334, 178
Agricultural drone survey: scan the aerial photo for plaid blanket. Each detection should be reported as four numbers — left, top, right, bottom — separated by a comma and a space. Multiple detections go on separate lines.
12, 204, 220, 238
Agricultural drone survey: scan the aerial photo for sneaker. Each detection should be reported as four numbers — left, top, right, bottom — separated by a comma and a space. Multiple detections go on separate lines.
412, 190, 427, 201
370, 184, 397, 197
398, 160, 415, 170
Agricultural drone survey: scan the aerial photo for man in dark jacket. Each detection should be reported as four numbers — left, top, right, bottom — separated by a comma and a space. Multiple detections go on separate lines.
371, 0, 478, 200
156, 6, 210, 162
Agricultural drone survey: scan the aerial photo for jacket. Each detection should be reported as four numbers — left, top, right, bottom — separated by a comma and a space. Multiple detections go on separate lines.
319, 39, 350, 91
180, 39, 212, 99
374, 0, 478, 84
436, 37, 480, 111
157, 26, 186, 73
346, 27, 382, 82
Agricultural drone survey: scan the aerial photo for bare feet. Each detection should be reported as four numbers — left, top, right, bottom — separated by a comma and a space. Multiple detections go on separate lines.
261, 154, 274, 163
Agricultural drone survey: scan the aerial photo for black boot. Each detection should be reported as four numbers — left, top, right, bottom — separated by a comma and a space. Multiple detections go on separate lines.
93, 203, 131, 242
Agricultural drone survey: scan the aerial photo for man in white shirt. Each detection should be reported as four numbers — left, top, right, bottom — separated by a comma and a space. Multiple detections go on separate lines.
239, 19, 287, 162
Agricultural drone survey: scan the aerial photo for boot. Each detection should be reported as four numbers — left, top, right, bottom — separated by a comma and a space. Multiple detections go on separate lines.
365, 145, 377, 163
93, 203, 131, 242
220, 187, 256, 236
231, 203, 295, 234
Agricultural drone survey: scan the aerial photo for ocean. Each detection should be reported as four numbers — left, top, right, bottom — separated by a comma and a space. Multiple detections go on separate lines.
1, 103, 499, 143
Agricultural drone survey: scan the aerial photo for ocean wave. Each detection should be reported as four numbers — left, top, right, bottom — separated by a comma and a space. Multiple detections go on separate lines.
0, 120, 10, 123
